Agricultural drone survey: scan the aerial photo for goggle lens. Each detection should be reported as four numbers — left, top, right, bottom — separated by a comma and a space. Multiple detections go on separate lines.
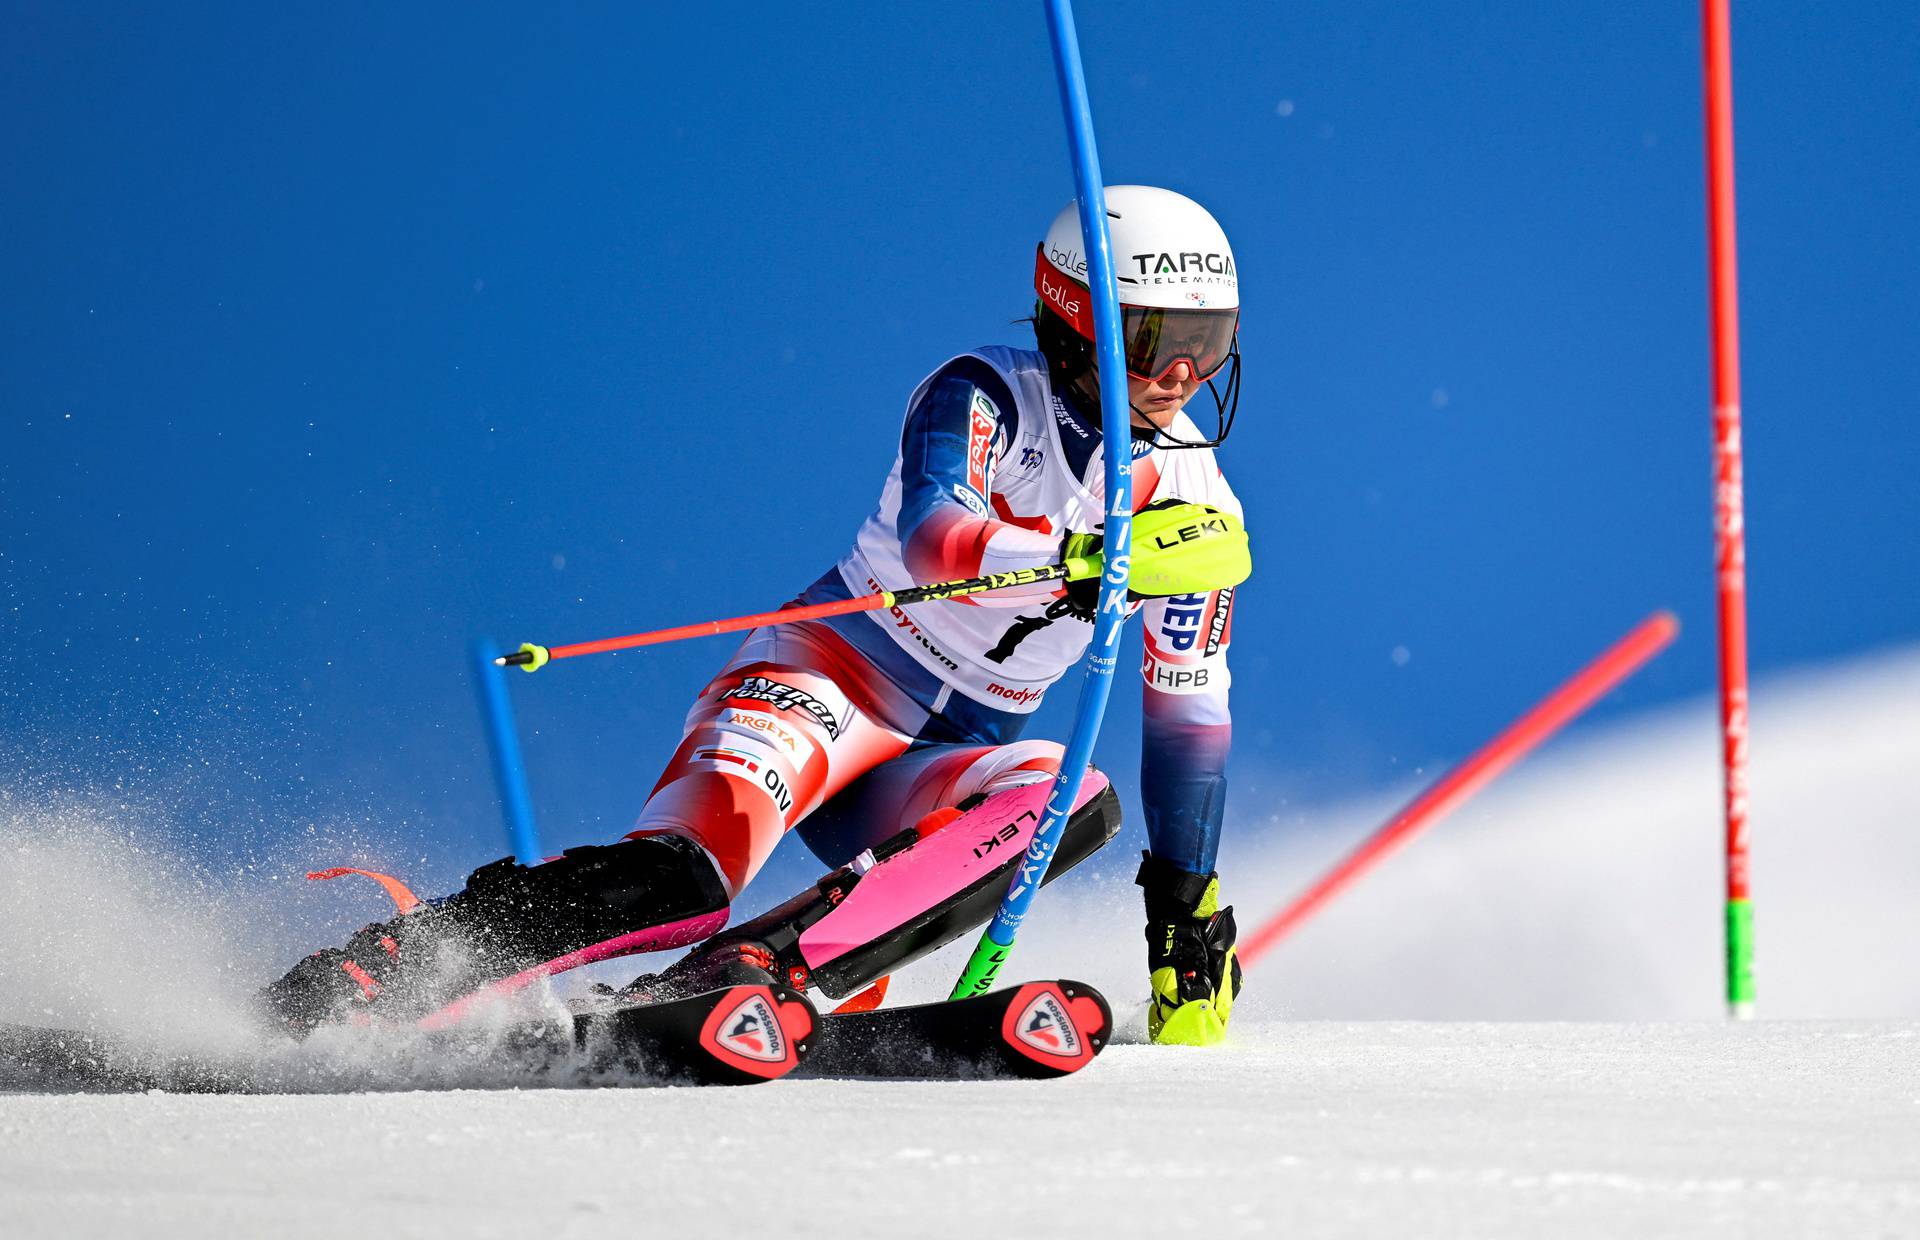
1035, 248, 1238, 382
1120, 305, 1238, 382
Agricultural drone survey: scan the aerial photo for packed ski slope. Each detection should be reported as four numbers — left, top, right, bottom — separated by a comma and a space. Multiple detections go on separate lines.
2, 1021, 1914, 1240
3, 645, 1918, 1237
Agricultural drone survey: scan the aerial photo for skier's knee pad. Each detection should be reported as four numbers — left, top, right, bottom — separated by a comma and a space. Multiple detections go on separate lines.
713, 771, 1123, 998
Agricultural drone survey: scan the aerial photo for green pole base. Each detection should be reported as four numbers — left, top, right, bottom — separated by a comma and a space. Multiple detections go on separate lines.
950, 934, 1010, 1001
1726, 897, 1755, 1019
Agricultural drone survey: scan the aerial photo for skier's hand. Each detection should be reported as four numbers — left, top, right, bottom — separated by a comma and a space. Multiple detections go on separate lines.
1060, 500, 1251, 618
1060, 528, 1107, 620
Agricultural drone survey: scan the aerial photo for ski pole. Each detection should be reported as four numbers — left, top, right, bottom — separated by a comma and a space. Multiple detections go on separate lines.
494, 560, 1095, 671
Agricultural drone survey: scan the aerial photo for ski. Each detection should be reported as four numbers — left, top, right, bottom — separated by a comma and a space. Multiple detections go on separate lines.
3, 980, 1110, 1088
569, 981, 818, 1086
0, 982, 817, 1093
798, 978, 1111, 1080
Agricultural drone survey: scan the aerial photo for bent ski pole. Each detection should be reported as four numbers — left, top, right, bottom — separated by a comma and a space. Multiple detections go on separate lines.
494, 560, 1095, 671
950, 0, 1134, 999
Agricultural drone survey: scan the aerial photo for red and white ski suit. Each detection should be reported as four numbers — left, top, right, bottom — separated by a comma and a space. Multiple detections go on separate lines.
629, 346, 1239, 898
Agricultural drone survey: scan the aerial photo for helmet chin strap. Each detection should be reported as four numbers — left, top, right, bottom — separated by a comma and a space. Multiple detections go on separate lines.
1128, 403, 1184, 442
1132, 418, 1215, 451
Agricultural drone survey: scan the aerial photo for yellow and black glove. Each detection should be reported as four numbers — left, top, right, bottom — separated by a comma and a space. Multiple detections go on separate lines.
1059, 499, 1251, 619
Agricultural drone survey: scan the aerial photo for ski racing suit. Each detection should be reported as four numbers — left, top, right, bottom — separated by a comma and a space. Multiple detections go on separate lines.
628, 345, 1238, 901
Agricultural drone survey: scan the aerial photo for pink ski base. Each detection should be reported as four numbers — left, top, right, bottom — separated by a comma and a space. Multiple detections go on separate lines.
415, 908, 729, 1032
796, 771, 1110, 971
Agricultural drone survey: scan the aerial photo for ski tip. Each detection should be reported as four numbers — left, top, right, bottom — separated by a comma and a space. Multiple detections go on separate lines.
830, 976, 890, 1015
999, 979, 1111, 1078
304, 866, 424, 915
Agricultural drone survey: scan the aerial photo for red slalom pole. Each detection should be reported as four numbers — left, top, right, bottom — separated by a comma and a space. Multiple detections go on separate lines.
1239, 611, 1679, 970
1703, 0, 1755, 1020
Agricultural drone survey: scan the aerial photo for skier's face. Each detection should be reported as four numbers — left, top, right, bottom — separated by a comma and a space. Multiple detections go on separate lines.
1127, 361, 1200, 432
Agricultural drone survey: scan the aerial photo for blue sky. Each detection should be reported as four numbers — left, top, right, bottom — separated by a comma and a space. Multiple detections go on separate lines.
3, 2, 1915, 907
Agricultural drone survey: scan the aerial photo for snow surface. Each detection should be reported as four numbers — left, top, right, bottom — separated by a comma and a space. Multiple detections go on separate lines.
4, 646, 1919, 1236
1, 1023, 1915, 1239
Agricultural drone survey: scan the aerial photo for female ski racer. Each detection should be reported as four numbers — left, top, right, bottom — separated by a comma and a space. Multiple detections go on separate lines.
264, 185, 1250, 1047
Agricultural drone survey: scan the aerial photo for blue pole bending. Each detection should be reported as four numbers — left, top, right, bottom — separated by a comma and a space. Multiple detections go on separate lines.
951, 0, 1134, 997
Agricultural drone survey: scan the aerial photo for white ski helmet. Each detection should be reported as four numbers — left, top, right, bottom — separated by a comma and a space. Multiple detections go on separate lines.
1034, 184, 1241, 448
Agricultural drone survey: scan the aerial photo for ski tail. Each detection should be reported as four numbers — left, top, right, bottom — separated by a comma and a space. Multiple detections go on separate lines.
577, 983, 818, 1086
800, 979, 1111, 1080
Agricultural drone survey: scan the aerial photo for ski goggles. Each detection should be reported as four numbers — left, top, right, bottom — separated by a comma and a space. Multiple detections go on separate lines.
1035, 248, 1239, 382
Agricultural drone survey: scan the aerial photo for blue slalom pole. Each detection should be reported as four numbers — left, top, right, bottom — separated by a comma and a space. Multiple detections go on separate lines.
950, 0, 1133, 998
470, 637, 544, 865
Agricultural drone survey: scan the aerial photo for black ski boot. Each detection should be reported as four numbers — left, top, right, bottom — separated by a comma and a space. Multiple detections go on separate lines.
619, 938, 782, 1005
258, 834, 730, 1035
1136, 853, 1243, 1046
